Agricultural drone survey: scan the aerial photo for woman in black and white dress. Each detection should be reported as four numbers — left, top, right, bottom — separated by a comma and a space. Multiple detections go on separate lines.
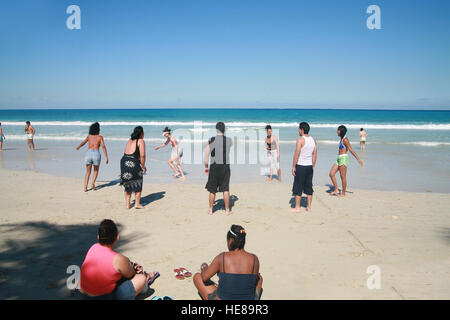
120, 126, 147, 209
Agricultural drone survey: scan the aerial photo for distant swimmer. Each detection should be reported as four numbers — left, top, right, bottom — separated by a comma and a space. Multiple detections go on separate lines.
154, 127, 185, 179
24, 121, 36, 150
265, 125, 281, 183
329, 125, 363, 197
359, 128, 367, 151
76, 122, 109, 192
0, 122, 5, 151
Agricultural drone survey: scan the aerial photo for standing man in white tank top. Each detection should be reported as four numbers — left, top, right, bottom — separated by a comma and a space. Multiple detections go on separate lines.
291, 122, 317, 212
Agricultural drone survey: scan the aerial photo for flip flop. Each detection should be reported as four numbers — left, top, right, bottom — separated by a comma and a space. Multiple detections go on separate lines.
147, 271, 160, 286
163, 295, 174, 300
179, 267, 192, 277
151, 296, 162, 300
174, 269, 184, 280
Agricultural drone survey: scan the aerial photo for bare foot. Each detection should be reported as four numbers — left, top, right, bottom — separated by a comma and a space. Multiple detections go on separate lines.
135, 204, 144, 209
337, 194, 346, 198
225, 210, 232, 216
84, 186, 88, 192
290, 207, 301, 213
91, 184, 96, 191
330, 191, 339, 196
207, 209, 213, 215
306, 207, 312, 212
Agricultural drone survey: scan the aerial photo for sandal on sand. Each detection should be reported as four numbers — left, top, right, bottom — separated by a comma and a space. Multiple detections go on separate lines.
174, 269, 184, 280
147, 272, 160, 286
163, 295, 174, 300
179, 267, 192, 277
151, 296, 162, 300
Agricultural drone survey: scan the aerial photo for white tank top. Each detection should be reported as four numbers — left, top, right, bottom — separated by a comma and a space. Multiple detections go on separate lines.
298, 136, 315, 166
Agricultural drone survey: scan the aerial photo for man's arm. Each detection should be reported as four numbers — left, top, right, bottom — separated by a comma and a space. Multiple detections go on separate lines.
312, 139, 318, 168
204, 141, 211, 172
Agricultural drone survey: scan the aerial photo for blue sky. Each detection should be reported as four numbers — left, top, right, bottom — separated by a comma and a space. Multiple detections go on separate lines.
0, 0, 449, 109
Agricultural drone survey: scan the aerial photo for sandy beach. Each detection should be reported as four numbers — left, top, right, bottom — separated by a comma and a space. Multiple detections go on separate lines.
0, 168, 449, 300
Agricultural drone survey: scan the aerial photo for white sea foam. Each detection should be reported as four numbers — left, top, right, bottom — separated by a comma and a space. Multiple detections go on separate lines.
3, 121, 450, 130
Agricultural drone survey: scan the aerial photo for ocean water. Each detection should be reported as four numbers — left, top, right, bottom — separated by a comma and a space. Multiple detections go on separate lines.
1, 108, 449, 193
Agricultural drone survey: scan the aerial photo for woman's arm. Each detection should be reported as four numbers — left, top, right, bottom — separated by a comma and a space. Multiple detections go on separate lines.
76, 137, 88, 150
345, 138, 363, 166
154, 138, 170, 150
139, 139, 146, 173
201, 254, 221, 282
100, 136, 109, 164
114, 254, 136, 279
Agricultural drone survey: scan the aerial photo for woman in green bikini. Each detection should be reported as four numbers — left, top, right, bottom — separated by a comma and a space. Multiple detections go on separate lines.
329, 125, 363, 197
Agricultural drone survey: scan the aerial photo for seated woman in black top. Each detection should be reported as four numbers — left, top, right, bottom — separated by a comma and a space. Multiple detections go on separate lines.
193, 225, 263, 300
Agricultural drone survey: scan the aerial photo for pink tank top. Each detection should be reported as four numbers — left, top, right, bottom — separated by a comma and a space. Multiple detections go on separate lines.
80, 243, 122, 295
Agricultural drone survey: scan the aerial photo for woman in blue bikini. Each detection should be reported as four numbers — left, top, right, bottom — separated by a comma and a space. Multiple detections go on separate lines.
329, 125, 363, 197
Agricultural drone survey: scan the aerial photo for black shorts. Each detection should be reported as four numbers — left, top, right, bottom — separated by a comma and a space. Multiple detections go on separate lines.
205, 164, 230, 193
292, 165, 313, 196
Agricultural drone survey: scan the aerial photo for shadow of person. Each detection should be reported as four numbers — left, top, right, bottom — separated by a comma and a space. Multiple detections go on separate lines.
136, 191, 166, 207
27, 150, 36, 171
0, 221, 144, 300
289, 195, 307, 208
212, 195, 239, 213
95, 179, 120, 190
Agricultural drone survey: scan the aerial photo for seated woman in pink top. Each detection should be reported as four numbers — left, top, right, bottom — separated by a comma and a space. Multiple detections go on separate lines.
78, 219, 159, 300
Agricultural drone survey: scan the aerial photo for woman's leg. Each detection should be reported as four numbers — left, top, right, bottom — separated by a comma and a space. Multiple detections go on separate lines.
338, 165, 348, 197
0, 141, 2, 150
124, 191, 132, 209
168, 158, 179, 176
84, 164, 92, 192
329, 163, 339, 195
277, 168, 281, 183
91, 165, 99, 190
193, 273, 218, 300
135, 191, 144, 209
176, 159, 185, 178
130, 273, 149, 297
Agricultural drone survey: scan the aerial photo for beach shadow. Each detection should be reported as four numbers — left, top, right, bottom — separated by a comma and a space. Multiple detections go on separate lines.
439, 228, 450, 245
138, 191, 166, 207
325, 184, 353, 195
136, 288, 155, 300
289, 196, 308, 208
95, 179, 120, 190
212, 195, 239, 213
33, 148, 48, 151
0, 148, 17, 151
0, 221, 144, 300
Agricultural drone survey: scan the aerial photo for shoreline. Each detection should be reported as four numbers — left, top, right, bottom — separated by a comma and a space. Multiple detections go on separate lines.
1, 168, 449, 299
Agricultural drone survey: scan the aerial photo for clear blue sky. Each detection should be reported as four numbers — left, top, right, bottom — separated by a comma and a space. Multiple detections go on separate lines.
0, 0, 449, 109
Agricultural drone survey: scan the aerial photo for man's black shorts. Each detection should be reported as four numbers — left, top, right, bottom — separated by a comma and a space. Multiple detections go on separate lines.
205, 164, 230, 193
292, 165, 313, 196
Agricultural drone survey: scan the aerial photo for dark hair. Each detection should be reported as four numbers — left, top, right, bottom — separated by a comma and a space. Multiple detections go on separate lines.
299, 122, 310, 134
98, 219, 118, 245
216, 122, 225, 134
163, 126, 171, 134
360, 128, 364, 131
338, 125, 347, 139
131, 126, 144, 140
227, 224, 246, 250
26, 121, 30, 124
265, 124, 272, 130
89, 122, 100, 135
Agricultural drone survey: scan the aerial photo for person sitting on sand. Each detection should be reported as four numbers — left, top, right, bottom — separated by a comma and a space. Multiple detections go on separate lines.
291, 122, 317, 212
24, 121, 36, 150
193, 224, 263, 300
329, 125, 363, 197
154, 127, 185, 179
0, 122, 5, 151
204, 122, 233, 215
265, 125, 281, 182
359, 128, 367, 151
76, 122, 109, 192
120, 126, 146, 209
78, 219, 159, 300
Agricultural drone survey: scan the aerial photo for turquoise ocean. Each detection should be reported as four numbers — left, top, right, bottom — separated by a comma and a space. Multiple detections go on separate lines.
1, 108, 449, 192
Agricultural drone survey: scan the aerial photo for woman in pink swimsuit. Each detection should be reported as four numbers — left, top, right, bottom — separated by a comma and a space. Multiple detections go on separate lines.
78, 219, 159, 300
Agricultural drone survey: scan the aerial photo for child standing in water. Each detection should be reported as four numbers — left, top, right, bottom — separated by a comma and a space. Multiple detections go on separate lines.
329, 125, 363, 197
359, 128, 367, 151
154, 127, 185, 179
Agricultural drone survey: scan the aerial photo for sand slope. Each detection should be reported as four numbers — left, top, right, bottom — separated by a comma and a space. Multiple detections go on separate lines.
0, 169, 449, 299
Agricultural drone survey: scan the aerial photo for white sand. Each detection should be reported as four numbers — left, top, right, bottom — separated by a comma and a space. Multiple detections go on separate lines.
0, 169, 449, 300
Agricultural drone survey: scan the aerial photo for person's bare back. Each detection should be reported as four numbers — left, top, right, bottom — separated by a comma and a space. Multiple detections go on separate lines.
87, 134, 103, 150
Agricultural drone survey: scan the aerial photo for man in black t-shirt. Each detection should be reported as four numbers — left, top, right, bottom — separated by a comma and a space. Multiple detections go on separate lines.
204, 122, 233, 215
